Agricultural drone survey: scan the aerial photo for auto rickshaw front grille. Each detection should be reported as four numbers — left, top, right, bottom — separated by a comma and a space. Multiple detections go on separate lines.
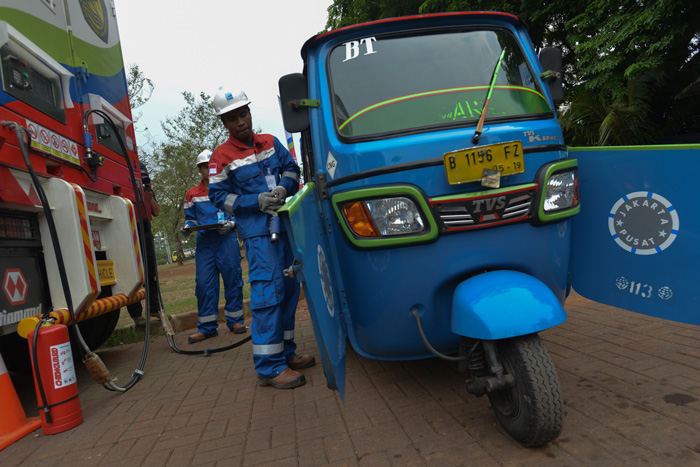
440, 207, 474, 227
430, 184, 537, 233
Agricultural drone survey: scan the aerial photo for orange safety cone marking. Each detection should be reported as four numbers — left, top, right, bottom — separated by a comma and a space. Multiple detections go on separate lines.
0, 352, 41, 451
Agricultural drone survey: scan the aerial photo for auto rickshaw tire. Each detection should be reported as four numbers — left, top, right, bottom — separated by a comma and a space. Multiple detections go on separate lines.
486, 333, 563, 447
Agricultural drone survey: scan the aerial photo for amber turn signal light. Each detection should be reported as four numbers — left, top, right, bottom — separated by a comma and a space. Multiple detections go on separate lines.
342, 201, 380, 237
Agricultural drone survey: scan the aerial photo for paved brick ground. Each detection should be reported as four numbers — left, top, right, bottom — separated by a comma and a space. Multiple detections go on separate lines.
3, 292, 700, 466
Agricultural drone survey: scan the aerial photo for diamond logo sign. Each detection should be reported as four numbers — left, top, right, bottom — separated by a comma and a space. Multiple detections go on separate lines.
3, 269, 28, 306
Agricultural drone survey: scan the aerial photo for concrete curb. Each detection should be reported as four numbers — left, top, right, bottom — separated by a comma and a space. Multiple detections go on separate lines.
117, 299, 252, 333
117, 288, 304, 334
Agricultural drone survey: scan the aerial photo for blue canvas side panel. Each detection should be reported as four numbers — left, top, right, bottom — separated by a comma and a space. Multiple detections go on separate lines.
571, 145, 700, 325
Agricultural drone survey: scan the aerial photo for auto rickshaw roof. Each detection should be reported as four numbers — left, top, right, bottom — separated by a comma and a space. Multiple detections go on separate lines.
300, 11, 525, 62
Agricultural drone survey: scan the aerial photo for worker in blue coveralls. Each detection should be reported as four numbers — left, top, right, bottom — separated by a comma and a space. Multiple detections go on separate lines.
208, 86, 314, 389
182, 149, 246, 343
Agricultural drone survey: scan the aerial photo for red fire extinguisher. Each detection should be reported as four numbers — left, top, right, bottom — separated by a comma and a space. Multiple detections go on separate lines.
27, 323, 83, 435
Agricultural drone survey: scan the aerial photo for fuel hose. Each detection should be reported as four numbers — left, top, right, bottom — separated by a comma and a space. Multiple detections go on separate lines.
164, 332, 251, 357
82, 112, 252, 358
82, 109, 153, 392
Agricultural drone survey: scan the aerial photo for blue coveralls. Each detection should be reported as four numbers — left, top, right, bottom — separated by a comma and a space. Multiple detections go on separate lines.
209, 133, 301, 379
184, 181, 244, 335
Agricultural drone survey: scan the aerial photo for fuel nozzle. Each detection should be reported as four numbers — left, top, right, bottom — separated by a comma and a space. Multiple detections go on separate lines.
82, 125, 103, 170
269, 188, 282, 243
270, 215, 280, 243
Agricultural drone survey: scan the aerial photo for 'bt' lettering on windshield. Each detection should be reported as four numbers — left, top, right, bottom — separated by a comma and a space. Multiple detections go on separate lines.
343, 37, 377, 62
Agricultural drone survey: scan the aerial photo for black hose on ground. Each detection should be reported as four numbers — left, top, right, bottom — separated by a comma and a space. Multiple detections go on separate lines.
165, 333, 251, 356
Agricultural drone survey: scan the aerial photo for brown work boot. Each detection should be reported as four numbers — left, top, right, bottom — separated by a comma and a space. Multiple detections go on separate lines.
187, 330, 218, 344
257, 368, 305, 389
287, 354, 316, 370
230, 323, 247, 334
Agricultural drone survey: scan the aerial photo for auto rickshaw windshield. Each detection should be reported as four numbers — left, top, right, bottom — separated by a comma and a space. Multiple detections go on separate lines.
328, 27, 552, 139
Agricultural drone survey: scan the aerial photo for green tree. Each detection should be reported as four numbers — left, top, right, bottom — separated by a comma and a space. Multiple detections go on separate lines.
560, 71, 663, 145
127, 63, 154, 109
326, 0, 425, 30
324, 0, 700, 144
148, 91, 228, 265
562, 0, 700, 143
126, 63, 154, 129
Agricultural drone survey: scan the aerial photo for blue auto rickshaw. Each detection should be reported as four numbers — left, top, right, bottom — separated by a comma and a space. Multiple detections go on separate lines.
277, 12, 700, 446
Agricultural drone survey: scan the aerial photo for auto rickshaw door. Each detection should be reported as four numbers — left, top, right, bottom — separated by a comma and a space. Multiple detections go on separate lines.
571, 145, 700, 324
278, 183, 347, 398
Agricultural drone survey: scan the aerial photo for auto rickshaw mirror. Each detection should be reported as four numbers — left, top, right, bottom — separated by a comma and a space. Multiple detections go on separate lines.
538, 47, 563, 104
279, 73, 311, 133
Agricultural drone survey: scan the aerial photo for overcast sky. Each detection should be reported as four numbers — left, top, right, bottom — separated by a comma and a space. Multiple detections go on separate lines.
114, 0, 333, 152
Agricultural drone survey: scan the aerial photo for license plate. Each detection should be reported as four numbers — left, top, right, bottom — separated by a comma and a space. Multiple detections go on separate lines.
97, 259, 116, 286
444, 141, 524, 185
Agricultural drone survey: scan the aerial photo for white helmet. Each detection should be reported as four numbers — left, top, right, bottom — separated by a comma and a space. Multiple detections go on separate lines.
212, 86, 251, 116
195, 149, 212, 167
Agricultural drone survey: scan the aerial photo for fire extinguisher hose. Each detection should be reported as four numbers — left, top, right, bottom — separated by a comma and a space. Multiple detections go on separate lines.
30, 318, 80, 422
30, 319, 52, 423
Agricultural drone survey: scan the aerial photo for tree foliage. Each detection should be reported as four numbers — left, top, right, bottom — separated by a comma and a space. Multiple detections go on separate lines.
126, 63, 154, 130
561, 71, 663, 145
126, 63, 154, 109
326, 0, 426, 30
561, 0, 700, 143
146, 92, 228, 264
324, 0, 700, 144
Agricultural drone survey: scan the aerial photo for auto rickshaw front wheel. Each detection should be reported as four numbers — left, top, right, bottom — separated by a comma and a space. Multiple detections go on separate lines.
486, 333, 563, 447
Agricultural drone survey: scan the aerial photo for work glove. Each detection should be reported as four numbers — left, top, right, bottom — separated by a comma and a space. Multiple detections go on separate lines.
180, 225, 192, 237
217, 220, 236, 235
271, 185, 287, 200
258, 192, 285, 216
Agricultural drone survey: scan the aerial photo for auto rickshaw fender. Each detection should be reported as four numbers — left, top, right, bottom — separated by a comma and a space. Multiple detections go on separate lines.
451, 270, 567, 339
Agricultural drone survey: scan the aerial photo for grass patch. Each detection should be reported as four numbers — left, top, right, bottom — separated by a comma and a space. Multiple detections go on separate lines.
102, 321, 163, 348
116, 256, 251, 330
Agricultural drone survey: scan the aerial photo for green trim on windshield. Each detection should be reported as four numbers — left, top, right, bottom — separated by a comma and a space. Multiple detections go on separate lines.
338, 85, 547, 131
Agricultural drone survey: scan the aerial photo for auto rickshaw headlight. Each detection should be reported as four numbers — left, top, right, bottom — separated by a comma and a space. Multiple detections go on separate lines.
365, 197, 425, 235
342, 197, 425, 237
543, 169, 579, 212
333, 186, 438, 248
533, 160, 580, 225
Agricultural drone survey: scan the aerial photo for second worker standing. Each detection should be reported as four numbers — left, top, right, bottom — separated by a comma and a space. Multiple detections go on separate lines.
183, 149, 246, 344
